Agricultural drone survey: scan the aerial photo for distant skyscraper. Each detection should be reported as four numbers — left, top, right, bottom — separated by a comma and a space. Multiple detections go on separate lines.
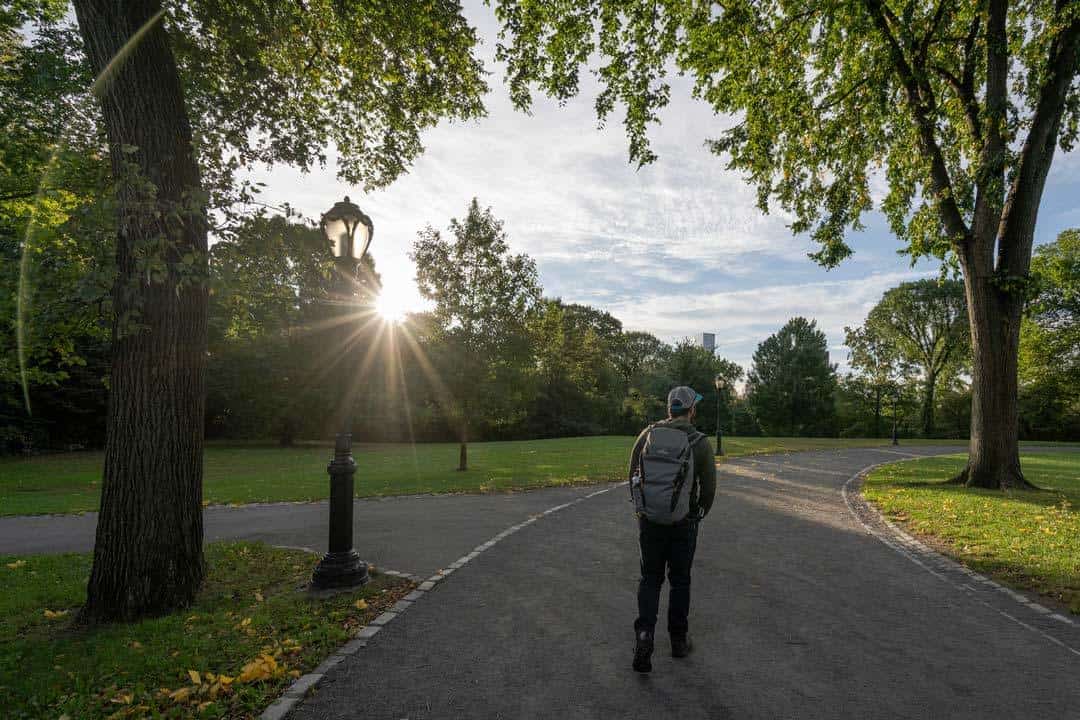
701, 332, 716, 354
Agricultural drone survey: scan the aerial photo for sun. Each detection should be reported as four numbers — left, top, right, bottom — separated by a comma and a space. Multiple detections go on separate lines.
374, 285, 415, 324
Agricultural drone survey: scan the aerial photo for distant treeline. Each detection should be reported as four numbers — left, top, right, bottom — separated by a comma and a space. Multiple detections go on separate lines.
3, 207, 1077, 453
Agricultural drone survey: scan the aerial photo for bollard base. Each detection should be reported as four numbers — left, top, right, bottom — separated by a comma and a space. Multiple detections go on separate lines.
311, 549, 369, 590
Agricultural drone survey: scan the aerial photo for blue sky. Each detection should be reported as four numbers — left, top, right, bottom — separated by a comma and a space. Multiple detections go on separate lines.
251, 1, 1080, 375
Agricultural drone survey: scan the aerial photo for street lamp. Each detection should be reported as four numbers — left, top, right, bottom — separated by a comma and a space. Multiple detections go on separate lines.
713, 375, 726, 457
311, 196, 374, 591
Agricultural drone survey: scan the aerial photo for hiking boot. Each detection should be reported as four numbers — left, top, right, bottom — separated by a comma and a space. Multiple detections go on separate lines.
633, 630, 654, 673
671, 634, 692, 658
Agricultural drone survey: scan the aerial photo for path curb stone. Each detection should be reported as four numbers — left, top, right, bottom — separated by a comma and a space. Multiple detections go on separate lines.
842, 460, 1080, 657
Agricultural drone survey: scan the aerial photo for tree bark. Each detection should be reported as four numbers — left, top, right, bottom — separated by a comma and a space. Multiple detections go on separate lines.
74, 0, 207, 622
955, 260, 1033, 489
921, 370, 936, 438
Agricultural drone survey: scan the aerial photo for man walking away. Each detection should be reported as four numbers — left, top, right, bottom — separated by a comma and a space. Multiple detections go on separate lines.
627, 386, 716, 673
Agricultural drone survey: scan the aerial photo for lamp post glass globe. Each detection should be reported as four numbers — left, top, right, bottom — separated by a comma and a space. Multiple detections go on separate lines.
311, 195, 373, 592
321, 196, 374, 264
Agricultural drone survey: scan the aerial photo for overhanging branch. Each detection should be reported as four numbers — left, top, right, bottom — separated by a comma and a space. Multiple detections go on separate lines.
862, 0, 971, 243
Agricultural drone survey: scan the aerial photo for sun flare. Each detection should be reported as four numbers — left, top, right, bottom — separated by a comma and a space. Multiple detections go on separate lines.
374, 286, 413, 323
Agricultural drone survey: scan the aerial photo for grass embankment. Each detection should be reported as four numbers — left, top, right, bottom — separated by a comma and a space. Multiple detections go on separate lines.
864, 453, 1080, 614
0, 435, 961, 517
0, 542, 410, 719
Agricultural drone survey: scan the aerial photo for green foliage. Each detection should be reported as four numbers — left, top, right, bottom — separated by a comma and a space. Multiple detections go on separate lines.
493, 0, 1080, 266
0, 21, 113, 450
528, 299, 624, 436
865, 453, 1080, 614
412, 199, 542, 444
746, 317, 837, 436
162, 0, 488, 209
1019, 229, 1080, 439
863, 279, 969, 435
0, 542, 410, 718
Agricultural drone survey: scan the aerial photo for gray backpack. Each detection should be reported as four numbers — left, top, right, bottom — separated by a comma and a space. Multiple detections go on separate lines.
630, 425, 703, 524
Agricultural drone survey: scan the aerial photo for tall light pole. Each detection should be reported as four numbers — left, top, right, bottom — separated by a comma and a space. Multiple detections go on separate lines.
713, 374, 726, 456
311, 196, 374, 591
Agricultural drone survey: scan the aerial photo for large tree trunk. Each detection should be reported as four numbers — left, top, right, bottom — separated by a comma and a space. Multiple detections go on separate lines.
921, 370, 936, 438
955, 266, 1032, 490
75, 0, 207, 623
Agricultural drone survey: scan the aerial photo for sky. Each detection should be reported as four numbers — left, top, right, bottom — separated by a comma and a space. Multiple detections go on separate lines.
250, 1, 1080, 377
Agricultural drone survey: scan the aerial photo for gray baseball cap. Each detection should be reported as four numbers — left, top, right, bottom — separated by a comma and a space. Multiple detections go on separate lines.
668, 386, 704, 413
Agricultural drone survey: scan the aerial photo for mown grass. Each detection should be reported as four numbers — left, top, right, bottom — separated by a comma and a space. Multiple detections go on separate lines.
0, 435, 966, 517
0, 542, 410, 719
864, 453, 1080, 614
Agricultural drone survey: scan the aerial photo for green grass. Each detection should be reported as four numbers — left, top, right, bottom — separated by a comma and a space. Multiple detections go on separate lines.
0, 542, 410, 719
0, 435, 968, 517
864, 453, 1080, 614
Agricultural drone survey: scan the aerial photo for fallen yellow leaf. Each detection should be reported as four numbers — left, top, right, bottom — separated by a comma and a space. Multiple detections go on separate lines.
254, 591, 264, 602
169, 687, 193, 703
187, 670, 201, 685
6, 560, 26, 569
218, 675, 234, 686
240, 617, 251, 627
110, 693, 133, 705
354, 599, 367, 610
43, 609, 69, 619
289, 669, 301, 678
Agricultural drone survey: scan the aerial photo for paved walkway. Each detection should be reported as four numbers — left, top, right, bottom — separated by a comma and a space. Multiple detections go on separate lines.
286, 445, 1080, 719
5, 445, 1079, 718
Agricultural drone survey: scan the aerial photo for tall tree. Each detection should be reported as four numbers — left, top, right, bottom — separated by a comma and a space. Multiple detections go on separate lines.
22, 0, 488, 622
492, 0, 1080, 489
843, 325, 902, 437
746, 318, 837, 437
660, 339, 743, 435
412, 199, 541, 470
611, 330, 668, 391
863, 279, 969, 436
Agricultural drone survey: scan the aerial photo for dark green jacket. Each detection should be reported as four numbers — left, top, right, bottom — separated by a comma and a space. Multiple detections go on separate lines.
629, 417, 717, 519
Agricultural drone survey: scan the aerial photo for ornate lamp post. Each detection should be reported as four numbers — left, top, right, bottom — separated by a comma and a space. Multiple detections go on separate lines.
311, 196, 374, 591
713, 374, 726, 457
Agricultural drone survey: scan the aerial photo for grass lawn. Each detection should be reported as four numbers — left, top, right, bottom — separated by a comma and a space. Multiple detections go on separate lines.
0, 435, 964, 517
0, 542, 410, 719
864, 453, 1080, 614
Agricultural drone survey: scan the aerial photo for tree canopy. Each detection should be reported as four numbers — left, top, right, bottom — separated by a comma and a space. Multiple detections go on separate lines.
412, 198, 542, 468
864, 279, 969, 435
746, 317, 838, 436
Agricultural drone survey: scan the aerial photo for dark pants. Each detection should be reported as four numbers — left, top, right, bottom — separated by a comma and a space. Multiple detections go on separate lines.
635, 517, 699, 637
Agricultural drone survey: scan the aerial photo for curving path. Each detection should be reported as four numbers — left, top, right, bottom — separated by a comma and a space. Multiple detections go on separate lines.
286, 445, 1080, 720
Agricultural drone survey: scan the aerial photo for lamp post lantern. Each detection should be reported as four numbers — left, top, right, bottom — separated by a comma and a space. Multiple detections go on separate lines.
311, 196, 374, 591
713, 374, 726, 457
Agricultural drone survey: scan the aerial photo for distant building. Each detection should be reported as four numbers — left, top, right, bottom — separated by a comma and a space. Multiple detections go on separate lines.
701, 332, 716, 354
